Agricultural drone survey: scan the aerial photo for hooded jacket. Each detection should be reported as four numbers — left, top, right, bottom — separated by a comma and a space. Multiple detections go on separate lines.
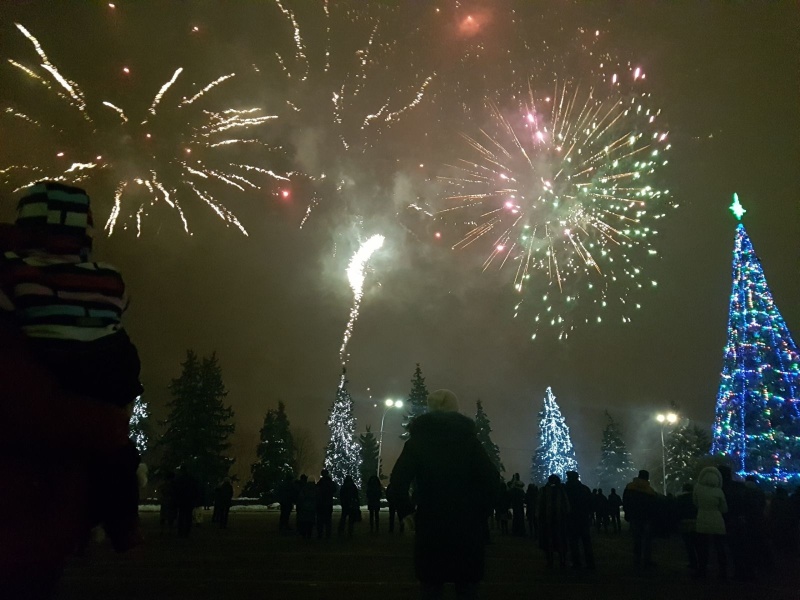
693, 467, 727, 535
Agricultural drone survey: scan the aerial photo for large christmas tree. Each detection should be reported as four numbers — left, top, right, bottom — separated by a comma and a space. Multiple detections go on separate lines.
594, 410, 635, 492
159, 351, 236, 492
711, 196, 800, 486
530, 387, 578, 485
475, 399, 505, 475
324, 369, 362, 486
243, 401, 296, 501
401, 363, 429, 439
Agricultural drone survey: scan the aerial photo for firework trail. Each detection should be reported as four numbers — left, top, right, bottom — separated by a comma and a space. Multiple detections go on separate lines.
339, 234, 385, 364
438, 72, 673, 339
3, 23, 288, 237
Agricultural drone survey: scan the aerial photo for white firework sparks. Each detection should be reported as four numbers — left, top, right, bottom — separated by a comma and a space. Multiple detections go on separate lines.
339, 234, 385, 364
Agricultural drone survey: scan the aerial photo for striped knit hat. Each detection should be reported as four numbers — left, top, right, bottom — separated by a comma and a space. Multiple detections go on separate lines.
16, 181, 94, 256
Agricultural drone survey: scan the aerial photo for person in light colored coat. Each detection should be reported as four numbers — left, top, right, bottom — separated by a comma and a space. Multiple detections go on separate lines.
693, 466, 728, 578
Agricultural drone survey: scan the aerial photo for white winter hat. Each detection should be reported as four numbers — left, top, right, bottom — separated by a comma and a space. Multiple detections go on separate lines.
427, 389, 459, 413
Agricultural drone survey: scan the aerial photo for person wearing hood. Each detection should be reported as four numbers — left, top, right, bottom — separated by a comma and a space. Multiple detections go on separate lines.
390, 389, 498, 599
693, 466, 728, 578
0, 182, 144, 554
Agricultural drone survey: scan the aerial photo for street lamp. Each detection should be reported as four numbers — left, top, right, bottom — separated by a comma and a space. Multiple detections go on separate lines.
656, 412, 678, 494
378, 399, 404, 478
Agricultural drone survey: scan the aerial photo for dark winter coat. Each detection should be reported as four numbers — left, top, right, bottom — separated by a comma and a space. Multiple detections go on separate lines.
297, 482, 317, 524
607, 491, 622, 513
339, 479, 360, 516
0, 300, 130, 575
538, 482, 570, 553
316, 474, 337, 511
215, 481, 234, 509
390, 411, 498, 584
564, 479, 593, 525
366, 478, 383, 509
623, 477, 657, 522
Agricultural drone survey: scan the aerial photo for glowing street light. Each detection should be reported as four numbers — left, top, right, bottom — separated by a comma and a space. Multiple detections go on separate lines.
656, 412, 678, 494
378, 399, 403, 478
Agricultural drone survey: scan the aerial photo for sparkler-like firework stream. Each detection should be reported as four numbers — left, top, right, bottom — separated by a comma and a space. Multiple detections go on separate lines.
3, 23, 288, 237
339, 234, 385, 365
438, 72, 674, 339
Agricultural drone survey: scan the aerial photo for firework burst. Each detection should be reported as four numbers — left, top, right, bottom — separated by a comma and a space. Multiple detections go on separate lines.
3, 23, 288, 237
266, 1, 436, 226
438, 72, 674, 339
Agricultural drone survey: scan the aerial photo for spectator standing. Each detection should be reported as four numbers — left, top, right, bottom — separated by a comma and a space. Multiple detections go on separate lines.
390, 389, 498, 599
338, 476, 360, 537
366, 475, 383, 533
386, 482, 404, 534
564, 471, 595, 569
509, 474, 526, 536
524, 483, 538, 539
675, 483, 698, 571
693, 467, 728, 578
215, 478, 234, 529
538, 474, 570, 568
316, 469, 337, 539
276, 474, 296, 532
607, 488, 623, 533
296, 475, 317, 539
623, 470, 657, 571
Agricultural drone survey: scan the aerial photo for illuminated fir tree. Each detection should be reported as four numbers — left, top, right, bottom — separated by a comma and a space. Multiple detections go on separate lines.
530, 387, 578, 485
129, 394, 150, 455
594, 410, 635, 491
475, 400, 505, 475
665, 421, 710, 493
324, 368, 362, 486
159, 351, 236, 492
359, 426, 381, 483
711, 196, 800, 485
401, 363, 429, 439
243, 401, 295, 501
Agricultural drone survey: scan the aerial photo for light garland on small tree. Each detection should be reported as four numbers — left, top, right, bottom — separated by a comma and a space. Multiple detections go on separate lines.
531, 387, 578, 484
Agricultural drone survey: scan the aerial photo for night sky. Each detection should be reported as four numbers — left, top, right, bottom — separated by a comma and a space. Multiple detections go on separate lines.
1, 1, 798, 487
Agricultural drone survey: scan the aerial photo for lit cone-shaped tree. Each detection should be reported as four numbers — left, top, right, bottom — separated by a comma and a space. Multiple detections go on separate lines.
130, 394, 151, 455
324, 368, 362, 486
530, 387, 578, 485
400, 363, 429, 439
595, 411, 635, 491
475, 400, 504, 475
665, 421, 710, 493
711, 196, 800, 486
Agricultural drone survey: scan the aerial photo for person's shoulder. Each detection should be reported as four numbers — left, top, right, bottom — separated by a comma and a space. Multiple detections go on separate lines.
410, 411, 476, 436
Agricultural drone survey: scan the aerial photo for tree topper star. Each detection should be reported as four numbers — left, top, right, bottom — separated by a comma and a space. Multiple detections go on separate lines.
730, 193, 746, 220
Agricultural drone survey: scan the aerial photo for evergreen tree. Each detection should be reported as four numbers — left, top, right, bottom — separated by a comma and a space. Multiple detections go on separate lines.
359, 426, 380, 484
130, 394, 151, 455
475, 399, 504, 475
243, 401, 295, 501
712, 197, 800, 486
401, 363, 429, 439
594, 411, 635, 491
530, 387, 578, 485
159, 351, 236, 494
665, 421, 711, 493
324, 369, 362, 486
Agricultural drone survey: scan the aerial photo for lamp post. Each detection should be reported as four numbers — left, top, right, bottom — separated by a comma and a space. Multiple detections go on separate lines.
378, 399, 403, 478
656, 412, 678, 494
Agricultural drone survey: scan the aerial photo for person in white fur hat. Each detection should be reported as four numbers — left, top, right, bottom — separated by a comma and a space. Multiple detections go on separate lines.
390, 389, 499, 599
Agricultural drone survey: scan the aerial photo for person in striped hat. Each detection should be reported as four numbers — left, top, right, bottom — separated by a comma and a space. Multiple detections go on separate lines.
0, 181, 143, 553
